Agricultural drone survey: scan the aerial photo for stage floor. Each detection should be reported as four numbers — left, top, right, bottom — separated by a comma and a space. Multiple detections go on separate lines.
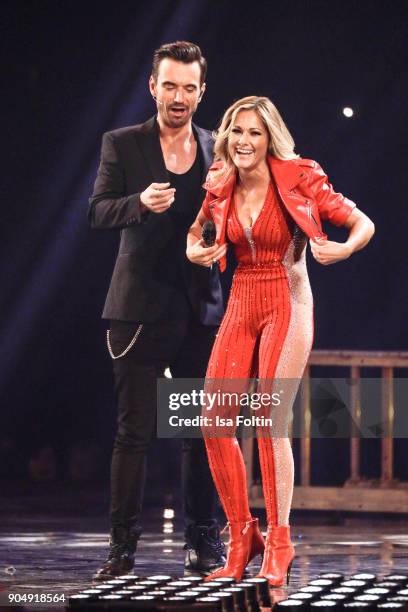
1, 482, 407, 610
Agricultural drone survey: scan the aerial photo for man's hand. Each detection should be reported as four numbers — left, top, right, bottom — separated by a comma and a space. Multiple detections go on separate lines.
187, 240, 227, 267
140, 182, 175, 213
310, 237, 352, 265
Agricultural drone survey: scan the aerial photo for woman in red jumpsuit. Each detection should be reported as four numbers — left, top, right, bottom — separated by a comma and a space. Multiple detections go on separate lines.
186, 96, 375, 585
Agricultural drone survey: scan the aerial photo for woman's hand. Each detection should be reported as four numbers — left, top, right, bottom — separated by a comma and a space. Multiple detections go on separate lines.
309, 237, 352, 265
187, 239, 228, 267
310, 209, 375, 265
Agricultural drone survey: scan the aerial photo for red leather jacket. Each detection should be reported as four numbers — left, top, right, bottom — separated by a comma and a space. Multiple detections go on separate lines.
200, 156, 356, 272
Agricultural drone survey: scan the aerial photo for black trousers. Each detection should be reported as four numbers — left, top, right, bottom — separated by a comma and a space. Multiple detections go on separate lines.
108, 315, 219, 532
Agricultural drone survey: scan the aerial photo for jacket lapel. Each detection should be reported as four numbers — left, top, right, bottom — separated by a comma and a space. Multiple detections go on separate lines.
268, 157, 306, 192
193, 124, 214, 181
269, 157, 324, 237
205, 172, 236, 272
137, 116, 169, 183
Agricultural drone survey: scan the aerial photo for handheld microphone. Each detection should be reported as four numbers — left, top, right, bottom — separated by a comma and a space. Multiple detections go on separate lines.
202, 220, 216, 247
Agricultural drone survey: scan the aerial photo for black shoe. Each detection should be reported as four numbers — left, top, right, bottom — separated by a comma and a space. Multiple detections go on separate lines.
184, 522, 227, 575
93, 525, 142, 581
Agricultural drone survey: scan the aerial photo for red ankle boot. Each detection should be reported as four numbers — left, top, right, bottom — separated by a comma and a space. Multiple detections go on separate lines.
205, 518, 264, 581
257, 525, 295, 587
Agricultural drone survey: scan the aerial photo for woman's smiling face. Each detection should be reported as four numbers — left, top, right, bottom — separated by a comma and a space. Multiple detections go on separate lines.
228, 109, 269, 171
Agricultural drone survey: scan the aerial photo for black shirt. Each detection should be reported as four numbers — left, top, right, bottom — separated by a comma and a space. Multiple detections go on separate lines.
157, 149, 204, 316
167, 148, 203, 230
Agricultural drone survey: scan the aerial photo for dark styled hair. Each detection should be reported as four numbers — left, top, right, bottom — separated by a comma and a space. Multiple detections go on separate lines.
151, 41, 207, 85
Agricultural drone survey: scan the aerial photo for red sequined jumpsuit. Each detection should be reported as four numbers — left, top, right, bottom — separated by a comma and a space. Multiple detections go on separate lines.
203, 177, 314, 528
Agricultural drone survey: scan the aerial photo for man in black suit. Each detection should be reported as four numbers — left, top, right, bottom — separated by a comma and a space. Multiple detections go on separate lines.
88, 41, 227, 578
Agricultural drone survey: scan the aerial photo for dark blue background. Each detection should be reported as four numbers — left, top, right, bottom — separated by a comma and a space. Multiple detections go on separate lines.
1, 0, 407, 485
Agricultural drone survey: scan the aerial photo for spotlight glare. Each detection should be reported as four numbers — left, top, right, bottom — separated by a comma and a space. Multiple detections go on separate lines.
343, 107, 354, 118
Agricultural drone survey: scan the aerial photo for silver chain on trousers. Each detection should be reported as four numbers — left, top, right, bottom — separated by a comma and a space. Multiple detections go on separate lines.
106, 324, 143, 360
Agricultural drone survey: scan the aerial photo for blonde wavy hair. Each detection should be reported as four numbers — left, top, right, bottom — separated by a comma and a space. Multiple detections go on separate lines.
213, 96, 299, 178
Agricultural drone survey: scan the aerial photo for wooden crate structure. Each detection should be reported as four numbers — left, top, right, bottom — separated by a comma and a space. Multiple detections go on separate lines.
243, 351, 408, 513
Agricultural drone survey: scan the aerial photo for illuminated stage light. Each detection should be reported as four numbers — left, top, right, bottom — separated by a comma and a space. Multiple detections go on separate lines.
291, 592, 316, 601
126, 585, 146, 592
310, 601, 338, 609
224, 587, 246, 608
332, 587, 357, 597
301, 585, 326, 597
189, 586, 213, 594
384, 575, 408, 585
212, 577, 235, 584
276, 600, 306, 610
244, 577, 271, 606
320, 573, 344, 583
212, 590, 235, 608
354, 594, 382, 605
322, 594, 349, 603
235, 581, 259, 608
309, 579, 335, 593
341, 579, 368, 592
343, 107, 354, 117
93, 584, 112, 591
387, 597, 408, 604
352, 574, 376, 582
364, 587, 390, 597
130, 595, 159, 603
376, 582, 400, 591
163, 508, 175, 518
119, 574, 140, 580
69, 594, 92, 606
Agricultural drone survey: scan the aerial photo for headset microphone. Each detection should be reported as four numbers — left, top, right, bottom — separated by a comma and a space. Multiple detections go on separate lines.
152, 95, 163, 106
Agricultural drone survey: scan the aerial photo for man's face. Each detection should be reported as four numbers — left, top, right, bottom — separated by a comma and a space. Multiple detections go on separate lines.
149, 58, 205, 128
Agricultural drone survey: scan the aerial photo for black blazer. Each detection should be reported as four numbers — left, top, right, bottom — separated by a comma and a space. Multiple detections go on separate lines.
88, 116, 224, 325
